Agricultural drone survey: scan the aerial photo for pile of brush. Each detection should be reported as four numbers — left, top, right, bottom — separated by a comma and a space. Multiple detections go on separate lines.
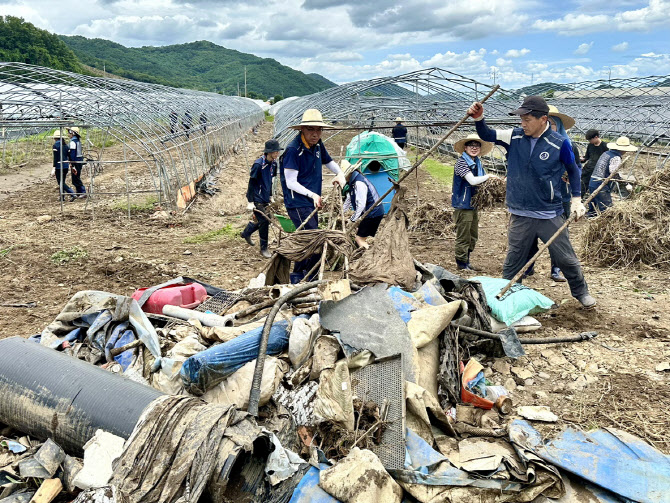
408, 201, 454, 237
472, 176, 507, 209
582, 168, 670, 268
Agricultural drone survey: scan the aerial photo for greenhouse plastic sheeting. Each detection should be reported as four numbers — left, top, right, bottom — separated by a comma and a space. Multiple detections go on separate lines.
180, 319, 291, 395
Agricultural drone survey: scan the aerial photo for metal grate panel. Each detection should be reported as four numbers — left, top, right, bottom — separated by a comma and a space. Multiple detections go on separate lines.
351, 354, 405, 470
195, 290, 241, 315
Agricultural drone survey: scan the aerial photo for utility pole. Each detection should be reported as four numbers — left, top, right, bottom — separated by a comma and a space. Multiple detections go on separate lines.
244, 66, 247, 98
237, 82, 240, 97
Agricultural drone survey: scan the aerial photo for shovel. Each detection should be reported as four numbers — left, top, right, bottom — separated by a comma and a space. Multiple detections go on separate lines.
451, 323, 525, 358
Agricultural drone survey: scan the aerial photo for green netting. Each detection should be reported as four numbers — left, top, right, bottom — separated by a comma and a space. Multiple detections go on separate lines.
345, 132, 400, 181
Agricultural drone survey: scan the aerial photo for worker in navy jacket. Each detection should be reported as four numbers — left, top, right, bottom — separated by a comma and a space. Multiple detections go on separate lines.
51, 131, 75, 201
280, 109, 346, 283
241, 139, 283, 258
67, 127, 86, 197
392, 117, 408, 149
467, 95, 596, 308
342, 161, 384, 249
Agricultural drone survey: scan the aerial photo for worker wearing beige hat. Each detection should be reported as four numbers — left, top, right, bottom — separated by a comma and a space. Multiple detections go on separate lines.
451, 133, 495, 270
392, 117, 407, 149
279, 108, 346, 283
51, 130, 75, 201
587, 136, 637, 217
67, 127, 86, 197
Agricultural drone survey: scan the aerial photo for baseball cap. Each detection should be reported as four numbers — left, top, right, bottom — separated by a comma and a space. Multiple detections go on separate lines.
509, 95, 549, 116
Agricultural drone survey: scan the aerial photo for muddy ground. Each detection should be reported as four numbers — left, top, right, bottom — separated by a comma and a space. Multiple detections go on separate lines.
1, 121, 669, 453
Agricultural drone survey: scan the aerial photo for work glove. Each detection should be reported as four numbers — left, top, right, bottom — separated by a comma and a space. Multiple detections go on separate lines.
571, 196, 586, 221
333, 172, 346, 188
310, 192, 323, 209
51, 168, 55, 177
246, 202, 255, 211
468, 102, 484, 119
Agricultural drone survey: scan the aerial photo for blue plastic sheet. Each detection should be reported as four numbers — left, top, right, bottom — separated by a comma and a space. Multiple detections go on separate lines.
180, 319, 291, 395
510, 420, 670, 503
472, 276, 555, 325
288, 465, 339, 503
386, 285, 421, 322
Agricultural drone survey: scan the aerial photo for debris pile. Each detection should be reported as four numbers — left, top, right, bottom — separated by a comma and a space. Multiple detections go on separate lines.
408, 201, 454, 236
582, 166, 670, 268
472, 176, 507, 209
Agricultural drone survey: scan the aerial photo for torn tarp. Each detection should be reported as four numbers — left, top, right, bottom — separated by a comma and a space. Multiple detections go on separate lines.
319, 284, 416, 382
510, 420, 670, 503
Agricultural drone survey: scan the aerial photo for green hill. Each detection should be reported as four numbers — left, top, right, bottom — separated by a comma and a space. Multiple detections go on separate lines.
0, 16, 84, 73
61, 36, 336, 99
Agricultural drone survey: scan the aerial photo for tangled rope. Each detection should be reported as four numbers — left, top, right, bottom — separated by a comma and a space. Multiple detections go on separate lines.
273, 229, 355, 262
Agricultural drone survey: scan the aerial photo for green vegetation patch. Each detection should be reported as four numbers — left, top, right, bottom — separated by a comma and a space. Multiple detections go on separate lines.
265, 111, 274, 122
183, 224, 237, 244
51, 246, 88, 264
112, 196, 158, 213
422, 158, 454, 186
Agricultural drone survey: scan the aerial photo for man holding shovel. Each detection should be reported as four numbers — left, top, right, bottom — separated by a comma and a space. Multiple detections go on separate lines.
468, 96, 596, 308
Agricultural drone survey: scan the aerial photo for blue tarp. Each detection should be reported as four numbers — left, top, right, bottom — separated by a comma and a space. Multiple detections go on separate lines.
180, 319, 291, 395
288, 465, 339, 503
510, 420, 670, 503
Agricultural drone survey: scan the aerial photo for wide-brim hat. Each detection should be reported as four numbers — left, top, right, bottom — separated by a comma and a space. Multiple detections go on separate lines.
547, 105, 575, 130
394, 117, 403, 122
607, 136, 638, 152
289, 109, 334, 130
454, 133, 493, 156
264, 139, 283, 153
68, 127, 80, 135
52, 131, 62, 138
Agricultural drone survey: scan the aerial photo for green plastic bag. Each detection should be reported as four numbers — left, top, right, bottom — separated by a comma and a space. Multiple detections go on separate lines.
472, 276, 556, 326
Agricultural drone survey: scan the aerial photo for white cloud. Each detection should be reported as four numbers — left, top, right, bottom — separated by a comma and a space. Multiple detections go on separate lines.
574, 42, 593, 55
505, 48, 530, 58
611, 41, 629, 52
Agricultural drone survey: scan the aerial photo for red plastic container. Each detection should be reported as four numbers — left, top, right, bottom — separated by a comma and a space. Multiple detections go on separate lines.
132, 283, 207, 315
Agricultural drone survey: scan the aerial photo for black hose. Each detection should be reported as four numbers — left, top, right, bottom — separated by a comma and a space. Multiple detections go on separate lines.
453, 324, 598, 344
248, 280, 325, 416
0, 337, 164, 455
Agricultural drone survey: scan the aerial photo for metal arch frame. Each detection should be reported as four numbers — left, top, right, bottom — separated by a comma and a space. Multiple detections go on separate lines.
0, 62, 264, 211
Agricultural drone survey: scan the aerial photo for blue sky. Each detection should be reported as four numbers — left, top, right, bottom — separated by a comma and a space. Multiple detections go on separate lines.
2, 0, 669, 89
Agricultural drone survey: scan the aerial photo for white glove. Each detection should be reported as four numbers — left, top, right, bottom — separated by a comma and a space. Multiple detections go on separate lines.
246, 202, 255, 211
51, 168, 55, 177
270, 196, 275, 204
310, 192, 323, 209
571, 196, 586, 220
333, 172, 346, 187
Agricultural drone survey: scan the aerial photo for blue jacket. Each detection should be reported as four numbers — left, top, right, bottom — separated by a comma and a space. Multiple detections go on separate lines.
280, 133, 333, 209
349, 171, 384, 219
392, 124, 407, 144
52, 140, 69, 169
68, 136, 83, 164
246, 155, 276, 204
475, 119, 580, 212
452, 153, 484, 210
591, 150, 621, 180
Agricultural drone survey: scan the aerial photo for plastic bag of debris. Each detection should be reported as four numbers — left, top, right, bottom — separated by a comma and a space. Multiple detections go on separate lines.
473, 276, 555, 326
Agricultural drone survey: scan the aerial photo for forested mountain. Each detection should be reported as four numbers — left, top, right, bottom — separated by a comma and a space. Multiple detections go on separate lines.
0, 16, 84, 73
61, 36, 336, 98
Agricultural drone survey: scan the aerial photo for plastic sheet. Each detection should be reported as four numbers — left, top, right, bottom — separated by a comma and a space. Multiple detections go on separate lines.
473, 276, 555, 326
180, 319, 291, 395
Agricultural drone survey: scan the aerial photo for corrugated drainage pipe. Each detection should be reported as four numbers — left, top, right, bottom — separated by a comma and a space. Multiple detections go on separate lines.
0, 337, 164, 455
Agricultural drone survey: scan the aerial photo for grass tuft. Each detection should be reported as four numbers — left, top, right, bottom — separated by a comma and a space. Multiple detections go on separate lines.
183, 224, 237, 244
51, 246, 88, 264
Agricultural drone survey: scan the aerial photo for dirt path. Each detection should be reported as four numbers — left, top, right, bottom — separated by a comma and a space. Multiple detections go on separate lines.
1, 122, 668, 452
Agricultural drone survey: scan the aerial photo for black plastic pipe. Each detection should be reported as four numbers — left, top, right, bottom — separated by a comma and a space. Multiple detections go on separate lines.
0, 337, 164, 455
454, 324, 598, 344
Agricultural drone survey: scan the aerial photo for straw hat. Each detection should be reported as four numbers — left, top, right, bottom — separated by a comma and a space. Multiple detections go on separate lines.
68, 127, 80, 135
607, 136, 638, 152
547, 105, 575, 130
454, 133, 493, 156
52, 131, 62, 138
394, 117, 403, 122
289, 109, 334, 130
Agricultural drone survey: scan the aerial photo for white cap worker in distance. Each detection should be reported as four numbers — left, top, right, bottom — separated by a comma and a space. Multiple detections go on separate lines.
279, 109, 346, 283
467, 95, 596, 308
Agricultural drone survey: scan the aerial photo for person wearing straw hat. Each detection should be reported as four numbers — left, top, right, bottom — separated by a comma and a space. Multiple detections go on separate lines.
280, 108, 346, 283
341, 160, 385, 249
241, 139, 283, 258
392, 117, 408, 149
467, 95, 596, 308
67, 127, 86, 197
451, 133, 495, 271
51, 130, 75, 202
587, 136, 637, 217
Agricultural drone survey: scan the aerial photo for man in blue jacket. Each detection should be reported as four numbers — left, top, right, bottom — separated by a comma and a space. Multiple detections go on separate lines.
280, 109, 346, 283
467, 96, 595, 308
51, 131, 75, 201
67, 127, 86, 197
241, 139, 283, 258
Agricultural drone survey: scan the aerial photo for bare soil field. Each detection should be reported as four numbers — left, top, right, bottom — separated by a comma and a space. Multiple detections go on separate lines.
1, 121, 668, 453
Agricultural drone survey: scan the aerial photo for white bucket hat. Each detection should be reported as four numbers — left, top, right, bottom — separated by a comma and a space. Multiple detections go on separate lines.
607, 136, 638, 152
394, 117, 403, 122
289, 109, 334, 130
547, 105, 575, 130
454, 133, 493, 156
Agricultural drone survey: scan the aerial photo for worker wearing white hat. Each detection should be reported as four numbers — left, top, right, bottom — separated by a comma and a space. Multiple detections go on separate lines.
587, 136, 637, 217
279, 109, 346, 283
392, 117, 407, 149
51, 130, 75, 201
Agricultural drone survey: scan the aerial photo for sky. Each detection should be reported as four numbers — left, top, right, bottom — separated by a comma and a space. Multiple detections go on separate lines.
2, 0, 670, 89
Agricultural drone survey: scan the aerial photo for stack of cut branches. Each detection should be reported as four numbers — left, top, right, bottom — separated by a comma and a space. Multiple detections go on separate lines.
472, 176, 507, 209
408, 201, 454, 237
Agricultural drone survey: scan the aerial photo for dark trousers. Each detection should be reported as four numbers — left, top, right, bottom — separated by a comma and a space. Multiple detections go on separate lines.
503, 214, 588, 299
587, 179, 613, 217
526, 201, 571, 272
70, 163, 86, 194
287, 206, 319, 283
241, 203, 270, 250
453, 208, 479, 263
55, 168, 74, 199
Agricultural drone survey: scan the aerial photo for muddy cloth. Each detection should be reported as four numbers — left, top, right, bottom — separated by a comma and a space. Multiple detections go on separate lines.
349, 188, 416, 290
273, 229, 355, 262
110, 395, 263, 503
319, 283, 417, 382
